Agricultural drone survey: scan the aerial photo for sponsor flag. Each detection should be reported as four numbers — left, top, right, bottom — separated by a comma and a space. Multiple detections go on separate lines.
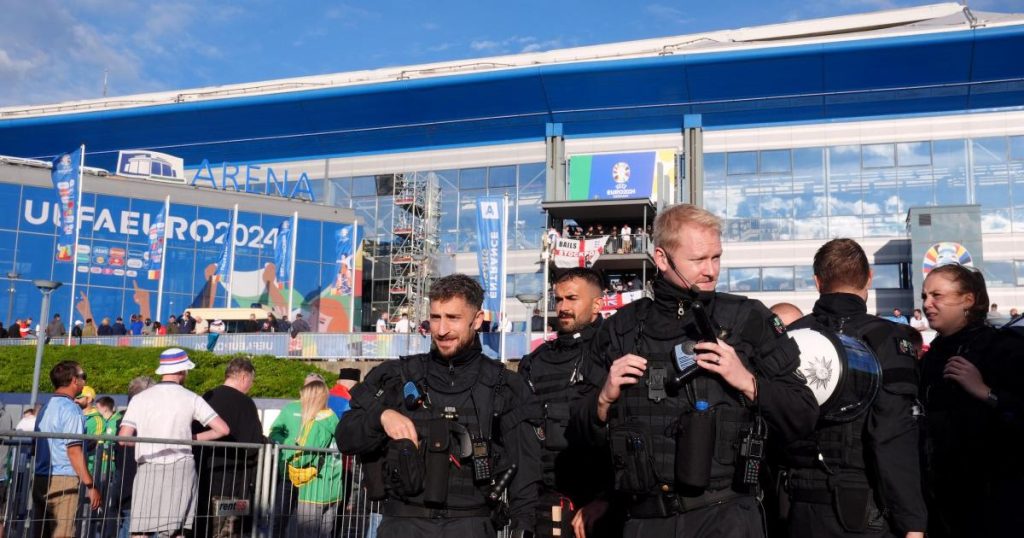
552, 236, 610, 268
475, 196, 507, 323
51, 147, 84, 262
145, 203, 167, 279
274, 218, 293, 283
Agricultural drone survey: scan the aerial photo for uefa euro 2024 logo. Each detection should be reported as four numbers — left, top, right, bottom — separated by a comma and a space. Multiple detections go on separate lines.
611, 161, 631, 185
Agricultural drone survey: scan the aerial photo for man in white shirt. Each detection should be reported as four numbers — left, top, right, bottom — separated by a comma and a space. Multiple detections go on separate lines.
621, 224, 632, 253
375, 312, 391, 333
119, 348, 230, 537
909, 308, 929, 332
394, 314, 412, 333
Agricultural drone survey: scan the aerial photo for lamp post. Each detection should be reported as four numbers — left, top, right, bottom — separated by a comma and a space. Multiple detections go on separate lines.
6, 270, 18, 327
516, 292, 541, 359
30, 279, 62, 408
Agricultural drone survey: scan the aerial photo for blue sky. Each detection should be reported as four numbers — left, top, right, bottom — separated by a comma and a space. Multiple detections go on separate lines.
1, 0, 1021, 107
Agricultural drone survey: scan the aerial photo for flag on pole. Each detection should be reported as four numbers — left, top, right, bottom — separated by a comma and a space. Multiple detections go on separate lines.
51, 147, 83, 262
475, 196, 506, 322
273, 218, 293, 284
145, 204, 167, 279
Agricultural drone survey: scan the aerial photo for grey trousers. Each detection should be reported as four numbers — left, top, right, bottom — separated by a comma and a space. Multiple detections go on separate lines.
292, 502, 337, 538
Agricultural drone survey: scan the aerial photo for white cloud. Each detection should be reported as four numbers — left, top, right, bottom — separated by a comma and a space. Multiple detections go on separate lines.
645, 3, 692, 25
470, 40, 501, 51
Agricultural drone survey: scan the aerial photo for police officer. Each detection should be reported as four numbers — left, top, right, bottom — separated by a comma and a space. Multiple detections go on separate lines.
573, 203, 818, 538
782, 239, 926, 538
336, 274, 536, 538
518, 267, 617, 538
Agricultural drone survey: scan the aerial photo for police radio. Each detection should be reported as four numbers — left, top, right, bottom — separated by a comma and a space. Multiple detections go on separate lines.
471, 437, 493, 482
665, 302, 719, 392
738, 416, 767, 491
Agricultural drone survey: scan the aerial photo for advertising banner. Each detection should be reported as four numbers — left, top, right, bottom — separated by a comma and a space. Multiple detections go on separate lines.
475, 196, 507, 318
145, 204, 167, 279
51, 147, 84, 262
552, 236, 610, 268
567, 150, 675, 201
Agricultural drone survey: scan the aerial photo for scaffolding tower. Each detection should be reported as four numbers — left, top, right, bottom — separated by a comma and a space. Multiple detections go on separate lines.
388, 171, 440, 324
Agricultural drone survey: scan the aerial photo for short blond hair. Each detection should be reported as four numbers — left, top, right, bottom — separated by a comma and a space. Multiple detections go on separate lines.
653, 204, 722, 252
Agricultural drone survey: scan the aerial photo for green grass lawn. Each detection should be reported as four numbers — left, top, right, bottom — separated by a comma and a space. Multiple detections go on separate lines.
0, 345, 330, 398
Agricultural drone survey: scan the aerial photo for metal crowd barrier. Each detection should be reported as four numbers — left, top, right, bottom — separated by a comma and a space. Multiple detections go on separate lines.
0, 332, 540, 360
0, 430, 381, 538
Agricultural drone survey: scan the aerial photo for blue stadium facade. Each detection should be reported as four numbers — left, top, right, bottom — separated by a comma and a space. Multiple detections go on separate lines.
1, 2, 1024, 323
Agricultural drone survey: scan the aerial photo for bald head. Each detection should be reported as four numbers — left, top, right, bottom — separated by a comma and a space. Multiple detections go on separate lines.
770, 302, 804, 327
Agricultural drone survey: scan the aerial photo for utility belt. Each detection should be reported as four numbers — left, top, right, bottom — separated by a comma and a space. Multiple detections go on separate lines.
627, 488, 743, 518
778, 468, 887, 533
381, 501, 492, 519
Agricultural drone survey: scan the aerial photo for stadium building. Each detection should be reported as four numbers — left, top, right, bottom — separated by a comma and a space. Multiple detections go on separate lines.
2, 2, 1024, 329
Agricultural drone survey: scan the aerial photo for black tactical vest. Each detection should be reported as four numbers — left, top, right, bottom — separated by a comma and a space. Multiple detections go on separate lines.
784, 308, 914, 477
368, 351, 513, 509
520, 321, 606, 492
606, 289, 778, 499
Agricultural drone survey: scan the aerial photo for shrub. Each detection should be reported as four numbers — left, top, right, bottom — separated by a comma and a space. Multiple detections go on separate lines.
0, 345, 330, 398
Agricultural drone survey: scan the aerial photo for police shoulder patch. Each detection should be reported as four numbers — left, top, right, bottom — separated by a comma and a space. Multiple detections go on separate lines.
770, 314, 787, 337
896, 337, 916, 358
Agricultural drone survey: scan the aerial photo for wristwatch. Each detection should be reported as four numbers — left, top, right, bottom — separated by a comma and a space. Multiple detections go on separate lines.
83, 482, 95, 489
986, 390, 999, 408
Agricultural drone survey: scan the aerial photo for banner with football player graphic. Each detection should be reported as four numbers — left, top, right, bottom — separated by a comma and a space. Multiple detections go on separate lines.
51, 147, 84, 262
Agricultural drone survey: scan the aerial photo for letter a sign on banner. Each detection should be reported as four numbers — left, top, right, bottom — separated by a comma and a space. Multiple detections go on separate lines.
475, 196, 507, 322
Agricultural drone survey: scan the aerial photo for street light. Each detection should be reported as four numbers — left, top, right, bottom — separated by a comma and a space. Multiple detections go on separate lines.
6, 270, 19, 327
30, 279, 62, 408
516, 292, 541, 335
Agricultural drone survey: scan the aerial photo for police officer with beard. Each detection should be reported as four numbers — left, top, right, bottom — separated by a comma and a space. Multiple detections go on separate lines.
518, 268, 619, 538
781, 239, 926, 538
336, 274, 536, 538
573, 204, 818, 538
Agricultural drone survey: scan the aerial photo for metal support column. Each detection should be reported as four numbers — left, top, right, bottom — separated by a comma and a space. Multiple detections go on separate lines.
683, 114, 704, 207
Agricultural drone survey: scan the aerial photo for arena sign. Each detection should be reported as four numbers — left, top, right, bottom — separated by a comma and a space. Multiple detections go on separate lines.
189, 159, 316, 202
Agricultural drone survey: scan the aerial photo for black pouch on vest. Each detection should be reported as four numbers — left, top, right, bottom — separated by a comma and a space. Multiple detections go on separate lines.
832, 485, 872, 533
384, 439, 424, 498
674, 409, 716, 489
609, 424, 657, 494
424, 419, 451, 505
543, 402, 570, 451
360, 451, 387, 500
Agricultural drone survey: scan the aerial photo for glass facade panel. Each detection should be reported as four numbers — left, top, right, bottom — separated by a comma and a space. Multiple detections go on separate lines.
871, 264, 901, 289
983, 261, 1015, 288
795, 266, 816, 290
762, 267, 795, 291
705, 135, 1024, 243
728, 267, 761, 292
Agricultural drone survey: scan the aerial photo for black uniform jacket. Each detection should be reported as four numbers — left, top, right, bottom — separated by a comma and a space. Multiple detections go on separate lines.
788, 293, 927, 533
921, 323, 1024, 494
574, 277, 818, 450
518, 317, 610, 506
336, 339, 537, 529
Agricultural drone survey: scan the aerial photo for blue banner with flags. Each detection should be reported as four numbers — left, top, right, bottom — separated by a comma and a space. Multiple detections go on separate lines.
51, 147, 83, 262
216, 233, 233, 283
274, 218, 293, 282
145, 205, 167, 279
475, 196, 505, 320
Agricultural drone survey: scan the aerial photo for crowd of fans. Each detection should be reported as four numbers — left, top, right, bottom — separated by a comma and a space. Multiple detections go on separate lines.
554, 222, 653, 254
14, 350, 362, 538
0, 310, 315, 341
